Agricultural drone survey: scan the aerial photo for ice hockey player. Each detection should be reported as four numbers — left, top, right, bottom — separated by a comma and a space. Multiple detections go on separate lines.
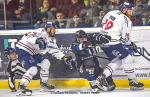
15, 23, 75, 95
91, 2, 144, 91
71, 30, 115, 92
15, 29, 55, 96
4, 47, 26, 92
44, 23, 75, 70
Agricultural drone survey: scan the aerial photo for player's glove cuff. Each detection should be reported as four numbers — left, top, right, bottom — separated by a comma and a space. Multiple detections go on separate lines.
127, 42, 137, 52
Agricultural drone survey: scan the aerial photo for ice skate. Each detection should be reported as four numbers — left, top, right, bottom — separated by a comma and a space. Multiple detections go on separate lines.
89, 83, 100, 92
129, 79, 144, 90
40, 82, 55, 92
11, 88, 17, 92
96, 74, 108, 91
16, 85, 32, 96
106, 76, 116, 91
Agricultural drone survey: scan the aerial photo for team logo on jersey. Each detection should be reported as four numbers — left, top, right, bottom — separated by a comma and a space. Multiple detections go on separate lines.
102, 19, 113, 30
125, 33, 130, 42
112, 50, 122, 57
21, 60, 25, 67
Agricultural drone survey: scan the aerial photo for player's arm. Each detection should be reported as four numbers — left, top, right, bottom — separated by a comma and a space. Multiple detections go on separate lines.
7, 61, 16, 92
71, 43, 84, 54
120, 16, 132, 44
88, 32, 111, 44
35, 37, 47, 50
8, 73, 16, 92
119, 16, 136, 51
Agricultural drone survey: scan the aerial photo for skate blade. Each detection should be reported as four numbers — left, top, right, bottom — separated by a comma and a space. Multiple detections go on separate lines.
91, 88, 101, 93
97, 85, 108, 91
16, 91, 32, 96
130, 87, 144, 91
40, 88, 54, 92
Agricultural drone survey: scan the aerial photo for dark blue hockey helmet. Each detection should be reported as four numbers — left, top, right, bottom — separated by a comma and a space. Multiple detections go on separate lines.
119, 2, 133, 12
76, 30, 87, 38
45, 22, 56, 31
4, 47, 16, 56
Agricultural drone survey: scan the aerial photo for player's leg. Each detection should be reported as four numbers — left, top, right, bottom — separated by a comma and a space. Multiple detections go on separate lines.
96, 59, 120, 91
122, 55, 144, 90
94, 57, 116, 91
37, 58, 55, 91
97, 43, 128, 91
82, 59, 100, 92
18, 66, 37, 96
16, 48, 38, 96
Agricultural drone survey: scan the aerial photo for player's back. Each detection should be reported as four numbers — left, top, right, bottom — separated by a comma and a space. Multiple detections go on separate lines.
102, 10, 130, 42
16, 32, 41, 55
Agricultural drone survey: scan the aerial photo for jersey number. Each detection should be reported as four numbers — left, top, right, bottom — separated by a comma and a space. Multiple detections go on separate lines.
103, 19, 113, 30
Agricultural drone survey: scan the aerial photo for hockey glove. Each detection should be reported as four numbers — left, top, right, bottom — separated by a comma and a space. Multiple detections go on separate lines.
90, 33, 111, 44
127, 42, 137, 52
62, 56, 75, 70
36, 37, 46, 50
82, 41, 92, 48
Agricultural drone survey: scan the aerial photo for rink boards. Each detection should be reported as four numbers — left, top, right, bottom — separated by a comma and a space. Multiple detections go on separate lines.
0, 27, 150, 89
1, 79, 150, 90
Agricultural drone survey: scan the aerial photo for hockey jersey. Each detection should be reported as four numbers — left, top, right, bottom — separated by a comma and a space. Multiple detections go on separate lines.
102, 10, 132, 45
16, 28, 65, 59
16, 29, 46, 55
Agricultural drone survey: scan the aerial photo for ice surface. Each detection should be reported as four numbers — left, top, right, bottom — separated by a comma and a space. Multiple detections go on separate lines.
0, 89, 150, 97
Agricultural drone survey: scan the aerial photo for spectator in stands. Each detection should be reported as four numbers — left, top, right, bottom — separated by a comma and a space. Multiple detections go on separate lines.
142, 12, 150, 26
7, 0, 32, 29
94, 10, 106, 27
50, 7, 58, 19
86, 0, 101, 18
7, 0, 37, 29
83, 0, 90, 8
109, 0, 119, 10
68, 0, 85, 18
35, 0, 55, 23
55, 12, 67, 28
141, 12, 147, 26
12, 15, 30, 29
33, 14, 48, 28
52, 0, 70, 17
132, 0, 145, 26
78, 15, 93, 28
67, 13, 82, 28
134, 0, 145, 13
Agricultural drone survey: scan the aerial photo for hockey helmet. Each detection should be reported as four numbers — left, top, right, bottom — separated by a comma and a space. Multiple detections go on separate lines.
4, 47, 16, 56
119, 2, 133, 12
76, 30, 87, 38
45, 22, 56, 31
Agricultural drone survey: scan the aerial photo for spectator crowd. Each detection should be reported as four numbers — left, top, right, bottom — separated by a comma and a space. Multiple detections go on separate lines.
0, 0, 150, 29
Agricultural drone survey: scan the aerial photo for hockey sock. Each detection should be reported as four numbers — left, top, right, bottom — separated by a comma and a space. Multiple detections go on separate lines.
39, 59, 50, 83
124, 69, 136, 80
122, 55, 136, 80
103, 63, 117, 78
40, 69, 49, 83
20, 66, 37, 87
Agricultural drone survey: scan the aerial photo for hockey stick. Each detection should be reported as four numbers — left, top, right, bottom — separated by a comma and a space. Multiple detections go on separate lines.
47, 45, 110, 60
116, 38, 150, 62
127, 42, 150, 62
133, 40, 150, 43
92, 55, 110, 60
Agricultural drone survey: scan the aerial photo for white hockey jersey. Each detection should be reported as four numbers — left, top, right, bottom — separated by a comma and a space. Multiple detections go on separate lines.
45, 36, 65, 60
16, 28, 65, 59
102, 10, 132, 44
16, 32, 41, 55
